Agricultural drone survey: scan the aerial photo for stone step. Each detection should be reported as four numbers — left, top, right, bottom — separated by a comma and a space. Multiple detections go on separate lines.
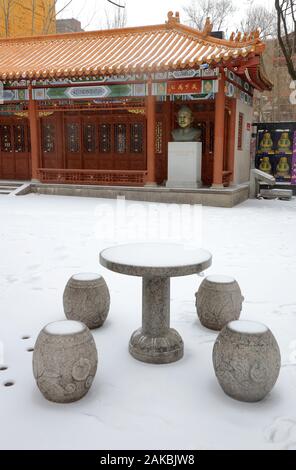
0, 185, 19, 191
0, 181, 24, 187
0, 190, 11, 195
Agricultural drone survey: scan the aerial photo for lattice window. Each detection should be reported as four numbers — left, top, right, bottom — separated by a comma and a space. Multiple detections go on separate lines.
115, 124, 127, 154
84, 124, 96, 153
42, 123, 55, 153
130, 123, 143, 153
238, 113, 244, 150
13, 125, 25, 153
99, 124, 111, 153
66, 123, 80, 153
155, 121, 163, 154
0, 125, 12, 152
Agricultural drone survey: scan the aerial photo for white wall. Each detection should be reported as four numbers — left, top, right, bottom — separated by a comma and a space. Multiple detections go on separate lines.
233, 99, 254, 185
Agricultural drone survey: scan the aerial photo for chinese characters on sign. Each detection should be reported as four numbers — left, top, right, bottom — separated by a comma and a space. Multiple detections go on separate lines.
167, 80, 202, 95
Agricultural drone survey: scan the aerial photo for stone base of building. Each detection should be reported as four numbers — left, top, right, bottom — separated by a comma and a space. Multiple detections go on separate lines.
13, 181, 250, 208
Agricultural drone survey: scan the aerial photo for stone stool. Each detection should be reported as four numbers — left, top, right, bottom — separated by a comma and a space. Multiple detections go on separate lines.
33, 320, 98, 403
195, 275, 244, 331
212, 320, 281, 402
63, 273, 110, 329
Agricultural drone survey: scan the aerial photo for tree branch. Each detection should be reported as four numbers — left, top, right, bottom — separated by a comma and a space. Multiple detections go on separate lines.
107, 0, 125, 8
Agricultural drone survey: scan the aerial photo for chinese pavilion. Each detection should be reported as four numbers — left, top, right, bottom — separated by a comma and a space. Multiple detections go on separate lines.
0, 11, 272, 190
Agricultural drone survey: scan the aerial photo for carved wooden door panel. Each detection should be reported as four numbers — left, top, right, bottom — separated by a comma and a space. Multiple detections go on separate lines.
0, 123, 14, 178
41, 114, 63, 169
63, 112, 147, 173
82, 115, 98, 170
64, 115, 82, 169
97, 114, 146, 171
0, 119, 30, 180
14, 120, 30, 179
97, 121, 113, 170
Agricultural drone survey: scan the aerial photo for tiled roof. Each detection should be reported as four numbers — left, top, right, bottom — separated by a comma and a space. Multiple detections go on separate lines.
0, 12, 267, 81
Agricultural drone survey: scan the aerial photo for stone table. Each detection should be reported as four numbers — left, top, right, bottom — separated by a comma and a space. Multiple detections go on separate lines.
100, 243, 212, 364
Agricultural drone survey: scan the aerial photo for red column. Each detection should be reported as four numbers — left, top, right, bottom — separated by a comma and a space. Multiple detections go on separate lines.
212, 70, 226, 188
145, 78, 156, 186
28, 85, 40, 181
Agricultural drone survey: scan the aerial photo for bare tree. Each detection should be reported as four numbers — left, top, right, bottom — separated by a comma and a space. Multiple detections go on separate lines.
240, 5, 276, 39
42, 0, 74, 34
275, 0, 296, 80
107, 0, 125, 7
104, 0, 127, 29
0, 0, 15, 36
0, 0, 74, 37
183, 0, 235, 31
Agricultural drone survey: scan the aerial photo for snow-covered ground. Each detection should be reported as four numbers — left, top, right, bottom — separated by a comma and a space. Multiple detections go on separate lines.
0, 193, 296, 450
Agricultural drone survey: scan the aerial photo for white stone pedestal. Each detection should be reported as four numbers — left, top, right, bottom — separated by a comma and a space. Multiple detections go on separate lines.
166, 142, 202, 188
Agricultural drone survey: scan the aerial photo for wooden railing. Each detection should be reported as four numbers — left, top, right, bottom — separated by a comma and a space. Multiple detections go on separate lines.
37, 169, 147, 186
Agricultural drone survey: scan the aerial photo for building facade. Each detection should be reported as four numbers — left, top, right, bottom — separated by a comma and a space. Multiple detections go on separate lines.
0, 0, 56, 37
56, 19, 84, 34
0, 12, 271, 189
253, 35, 296, 123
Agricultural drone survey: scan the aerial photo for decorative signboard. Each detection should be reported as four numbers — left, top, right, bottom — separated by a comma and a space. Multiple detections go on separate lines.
167, 80, 202, 95
255, 129, 294, 182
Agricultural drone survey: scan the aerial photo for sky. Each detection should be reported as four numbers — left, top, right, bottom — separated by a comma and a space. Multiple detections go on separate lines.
58, 0, 275, 32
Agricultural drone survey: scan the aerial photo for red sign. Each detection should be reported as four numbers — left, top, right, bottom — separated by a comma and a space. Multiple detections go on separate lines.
167, 80, 202, 95
246, 122, 251, 131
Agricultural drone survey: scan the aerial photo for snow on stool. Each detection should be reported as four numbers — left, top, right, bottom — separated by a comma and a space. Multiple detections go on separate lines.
33, 320, 98, 403
63, 273, 110, 329
195, 275, 244, 331
212, 320, 281, 402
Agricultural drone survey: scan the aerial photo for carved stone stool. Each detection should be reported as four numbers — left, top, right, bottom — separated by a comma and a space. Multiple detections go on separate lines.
63, 273, 110, 329
212, 320, 281, 402
33, 320, 98, 403
195, 275, 244, 331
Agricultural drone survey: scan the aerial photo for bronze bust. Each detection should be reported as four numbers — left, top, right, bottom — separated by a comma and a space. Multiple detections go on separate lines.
172, 105, 202, 142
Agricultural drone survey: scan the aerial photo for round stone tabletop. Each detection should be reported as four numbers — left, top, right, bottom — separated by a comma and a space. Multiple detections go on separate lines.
100, 243, 212, 277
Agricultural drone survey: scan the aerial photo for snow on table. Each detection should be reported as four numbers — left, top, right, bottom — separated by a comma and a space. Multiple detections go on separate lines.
101, 243, 211, 268
100, 243, 212, 277
0, 194, 296, 450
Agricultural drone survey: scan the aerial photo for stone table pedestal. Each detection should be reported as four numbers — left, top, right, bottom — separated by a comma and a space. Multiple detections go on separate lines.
100, 243, 212, 364
130, 276, 183, 363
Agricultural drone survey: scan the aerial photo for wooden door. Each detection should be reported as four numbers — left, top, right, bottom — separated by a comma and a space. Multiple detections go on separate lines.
112, 116, 146, 171
0, 123, 14, 178
14, 121, 31, 179
80, 113, 147, 171
41, 114, 63, 169
0, 119, 30, 180
83, 115, 98, 170
64, 115, 82, 169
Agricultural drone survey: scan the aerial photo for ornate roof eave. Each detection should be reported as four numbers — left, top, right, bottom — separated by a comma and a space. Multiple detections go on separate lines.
0, 11, 270, 84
